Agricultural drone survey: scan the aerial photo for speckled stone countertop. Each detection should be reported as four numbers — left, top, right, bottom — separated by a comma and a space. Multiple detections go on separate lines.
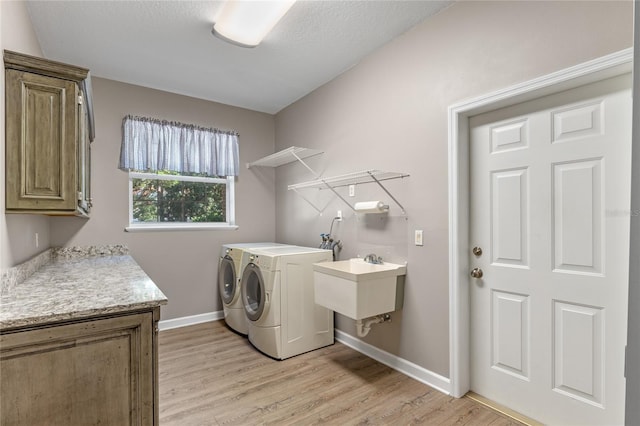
0, 246, 167, 330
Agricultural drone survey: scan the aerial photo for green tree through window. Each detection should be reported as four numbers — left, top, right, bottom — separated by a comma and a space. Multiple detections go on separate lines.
131, 172, 227, 223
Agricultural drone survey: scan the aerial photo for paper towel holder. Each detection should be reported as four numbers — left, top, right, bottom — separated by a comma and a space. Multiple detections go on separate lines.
354, 201, 389, 214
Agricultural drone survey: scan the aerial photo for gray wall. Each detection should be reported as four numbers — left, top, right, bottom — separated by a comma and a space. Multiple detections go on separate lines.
274, 0, 633, 378
49, 78, 277, 320
1, 0, 51, 269
626, 2, 639, 424
1, 1, 277, 321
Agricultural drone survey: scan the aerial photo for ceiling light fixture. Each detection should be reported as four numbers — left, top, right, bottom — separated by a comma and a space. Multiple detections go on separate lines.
212, 0, 297, 48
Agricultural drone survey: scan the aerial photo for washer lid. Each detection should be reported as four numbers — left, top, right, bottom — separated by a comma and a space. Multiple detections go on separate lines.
250, 245, 331, 256
223, 242, 288, 250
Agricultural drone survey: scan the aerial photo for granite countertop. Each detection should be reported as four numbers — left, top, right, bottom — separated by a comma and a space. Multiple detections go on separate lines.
0, 247, 167, 330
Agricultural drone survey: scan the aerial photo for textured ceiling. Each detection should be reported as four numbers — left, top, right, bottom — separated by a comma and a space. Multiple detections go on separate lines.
26, 1, 452, 114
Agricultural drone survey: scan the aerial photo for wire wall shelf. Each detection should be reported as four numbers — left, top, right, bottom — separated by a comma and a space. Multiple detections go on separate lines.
247, 148, 409, 215
289, 170, 409, 215
246, 146, 323, 169
288, 170, 409, 191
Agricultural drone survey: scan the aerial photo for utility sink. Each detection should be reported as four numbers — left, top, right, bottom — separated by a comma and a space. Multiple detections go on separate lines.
313, 258, 406, 320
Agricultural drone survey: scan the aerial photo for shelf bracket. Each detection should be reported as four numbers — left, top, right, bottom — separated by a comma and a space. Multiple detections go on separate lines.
368, 171, 406, 215
320, 179, 356, 212
291, 188, 323, 215
291, 151, 320, 179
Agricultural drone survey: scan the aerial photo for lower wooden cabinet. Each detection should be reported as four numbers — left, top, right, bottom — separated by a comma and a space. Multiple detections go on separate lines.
0, 308, 160, 425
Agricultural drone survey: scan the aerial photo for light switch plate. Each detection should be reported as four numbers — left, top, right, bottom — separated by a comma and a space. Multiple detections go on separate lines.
414, 230, 423, 246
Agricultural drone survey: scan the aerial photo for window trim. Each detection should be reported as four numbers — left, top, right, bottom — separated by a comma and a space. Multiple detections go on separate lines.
125, 171, 237, 232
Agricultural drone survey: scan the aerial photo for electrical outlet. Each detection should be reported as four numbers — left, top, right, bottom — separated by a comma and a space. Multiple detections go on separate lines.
35, 232, 39, 248
414, 230, 423, 246
349, 185, 355, 197
337, 210, 342, 221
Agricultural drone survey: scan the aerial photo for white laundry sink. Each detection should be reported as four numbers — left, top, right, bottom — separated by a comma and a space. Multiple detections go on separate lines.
313, 258, 406, 320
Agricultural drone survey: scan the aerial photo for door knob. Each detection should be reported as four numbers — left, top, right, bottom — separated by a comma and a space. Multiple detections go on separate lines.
470, 268, 483, 279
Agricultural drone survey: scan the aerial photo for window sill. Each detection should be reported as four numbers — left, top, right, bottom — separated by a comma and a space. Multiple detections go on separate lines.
125, 223, 239, 232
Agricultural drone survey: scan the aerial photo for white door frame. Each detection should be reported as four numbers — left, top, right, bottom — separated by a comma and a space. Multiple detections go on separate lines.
447, 48, 633, 398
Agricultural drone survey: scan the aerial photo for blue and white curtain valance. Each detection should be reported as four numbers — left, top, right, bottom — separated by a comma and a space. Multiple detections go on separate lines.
119, 115, 240, 177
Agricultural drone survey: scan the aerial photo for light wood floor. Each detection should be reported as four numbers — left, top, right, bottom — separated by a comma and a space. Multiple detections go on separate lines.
159, 321, 524, 425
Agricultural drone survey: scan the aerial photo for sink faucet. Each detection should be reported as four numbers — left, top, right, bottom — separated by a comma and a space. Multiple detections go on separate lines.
363, 253, 383, 264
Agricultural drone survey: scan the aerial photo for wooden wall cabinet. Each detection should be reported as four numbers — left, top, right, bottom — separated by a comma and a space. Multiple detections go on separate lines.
4, 50, 93, 216
0, 308, 160, 425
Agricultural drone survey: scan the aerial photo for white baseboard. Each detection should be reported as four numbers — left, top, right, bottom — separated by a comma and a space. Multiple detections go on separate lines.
335, 329, 451, 396
158, 311, 223, 331
157, 313, 451, 395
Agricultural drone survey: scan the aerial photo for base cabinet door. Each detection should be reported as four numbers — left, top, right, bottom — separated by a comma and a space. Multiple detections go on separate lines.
0, 312, 157, 425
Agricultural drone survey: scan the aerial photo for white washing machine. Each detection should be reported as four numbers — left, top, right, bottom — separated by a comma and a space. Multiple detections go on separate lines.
240, 245, 334, 359
218, 243, 287, 335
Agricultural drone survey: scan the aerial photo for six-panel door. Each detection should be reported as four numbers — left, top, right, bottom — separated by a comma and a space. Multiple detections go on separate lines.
469, 74, 632, 425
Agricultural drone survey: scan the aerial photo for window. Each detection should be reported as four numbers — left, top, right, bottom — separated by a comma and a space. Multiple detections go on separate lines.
127, 171, 235, 231
119, 115, 240, 232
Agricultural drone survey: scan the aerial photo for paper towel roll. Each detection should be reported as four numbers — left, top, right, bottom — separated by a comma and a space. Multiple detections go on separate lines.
354, 201, 388, 213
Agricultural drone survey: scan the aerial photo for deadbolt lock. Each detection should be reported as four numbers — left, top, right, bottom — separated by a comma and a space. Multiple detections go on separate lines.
472, 246, 483, 257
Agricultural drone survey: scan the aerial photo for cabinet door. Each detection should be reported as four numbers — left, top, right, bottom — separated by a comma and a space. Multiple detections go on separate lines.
5, 69, 78, 211
0, 313, 155, 425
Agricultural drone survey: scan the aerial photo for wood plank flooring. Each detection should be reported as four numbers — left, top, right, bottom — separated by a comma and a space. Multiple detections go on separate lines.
159, 321, 524, 425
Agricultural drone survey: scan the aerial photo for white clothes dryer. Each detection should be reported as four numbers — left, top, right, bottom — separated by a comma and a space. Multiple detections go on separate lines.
240, 245, 334, 359
218, 243, 286, 335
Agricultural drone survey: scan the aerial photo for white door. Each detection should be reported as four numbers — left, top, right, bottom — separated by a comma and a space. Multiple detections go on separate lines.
469, 74, 632, 425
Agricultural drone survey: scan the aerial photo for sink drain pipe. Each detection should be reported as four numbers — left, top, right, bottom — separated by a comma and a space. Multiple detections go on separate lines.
355, 314, 392, 337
